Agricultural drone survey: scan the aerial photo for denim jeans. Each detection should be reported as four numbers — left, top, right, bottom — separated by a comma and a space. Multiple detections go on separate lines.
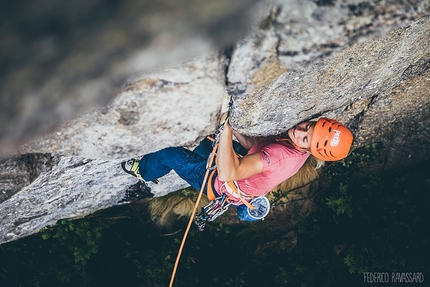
138, 137, 247, 195
138, 138, 211, 193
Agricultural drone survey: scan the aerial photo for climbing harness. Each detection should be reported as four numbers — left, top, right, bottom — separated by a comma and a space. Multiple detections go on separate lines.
195, 120, 258, 231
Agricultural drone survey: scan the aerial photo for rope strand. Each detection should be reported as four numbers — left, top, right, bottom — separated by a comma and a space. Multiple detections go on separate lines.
169, 111, 230, 286
168, 143, 218, 287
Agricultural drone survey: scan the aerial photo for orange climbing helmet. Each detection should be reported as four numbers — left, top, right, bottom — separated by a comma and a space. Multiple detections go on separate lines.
310, 118, 353, 161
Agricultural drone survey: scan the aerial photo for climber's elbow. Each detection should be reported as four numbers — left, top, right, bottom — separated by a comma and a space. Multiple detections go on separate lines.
216, 168, 236, 182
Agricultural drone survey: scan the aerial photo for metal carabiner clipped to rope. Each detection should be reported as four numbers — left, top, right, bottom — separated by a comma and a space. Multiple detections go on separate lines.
213, 110, 231, 145
206, 110, 231, 170
206, 152, 217, 170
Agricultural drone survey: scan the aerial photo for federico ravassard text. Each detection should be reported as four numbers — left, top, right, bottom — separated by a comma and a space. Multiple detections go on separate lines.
363, 272, 424, 283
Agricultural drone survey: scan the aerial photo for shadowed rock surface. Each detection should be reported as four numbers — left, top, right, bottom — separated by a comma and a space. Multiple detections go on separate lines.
0, 0, 429, 243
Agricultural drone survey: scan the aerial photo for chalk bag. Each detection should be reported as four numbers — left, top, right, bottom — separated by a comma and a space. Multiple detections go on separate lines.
237, 196, 270, 222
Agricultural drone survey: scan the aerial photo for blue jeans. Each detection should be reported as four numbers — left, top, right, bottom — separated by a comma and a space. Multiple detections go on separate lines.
138, 137, 247, 195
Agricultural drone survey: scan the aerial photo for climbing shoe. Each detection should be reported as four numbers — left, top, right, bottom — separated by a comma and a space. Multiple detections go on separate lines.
121, 158, 142, 179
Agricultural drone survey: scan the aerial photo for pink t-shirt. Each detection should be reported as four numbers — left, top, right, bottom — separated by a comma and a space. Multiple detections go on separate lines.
214, 137, 309, 204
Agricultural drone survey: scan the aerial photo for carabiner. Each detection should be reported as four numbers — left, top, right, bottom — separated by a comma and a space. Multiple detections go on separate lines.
206, 152, 217, 170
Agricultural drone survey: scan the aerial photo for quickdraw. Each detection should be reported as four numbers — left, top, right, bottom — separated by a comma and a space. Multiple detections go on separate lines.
195, 194, 232, 231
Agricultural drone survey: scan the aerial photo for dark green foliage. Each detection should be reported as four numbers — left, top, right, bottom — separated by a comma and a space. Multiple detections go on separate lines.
0, 219, 102, 286
272, 145, 430, 286
0, 144, 429, 286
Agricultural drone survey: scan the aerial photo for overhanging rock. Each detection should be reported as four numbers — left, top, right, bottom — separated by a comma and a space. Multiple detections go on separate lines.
1, 55, 227, 244
228, 15, 430, 170
22, 55, 227, 160
230, 15, 430, 138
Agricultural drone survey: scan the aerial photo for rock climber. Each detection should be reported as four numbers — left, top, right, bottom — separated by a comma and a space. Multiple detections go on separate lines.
121, 115, 353, 221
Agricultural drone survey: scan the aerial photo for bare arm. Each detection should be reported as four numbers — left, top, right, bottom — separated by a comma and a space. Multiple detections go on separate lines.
215, 122, 263, 182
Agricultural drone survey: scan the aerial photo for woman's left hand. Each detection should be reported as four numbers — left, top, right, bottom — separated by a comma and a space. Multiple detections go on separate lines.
219, 111, 230, 126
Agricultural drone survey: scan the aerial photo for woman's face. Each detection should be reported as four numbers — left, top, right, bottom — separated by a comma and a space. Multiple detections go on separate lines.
288, 121, 315, 150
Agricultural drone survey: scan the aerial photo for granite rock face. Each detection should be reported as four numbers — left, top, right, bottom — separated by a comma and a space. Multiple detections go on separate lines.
0, 1, 429, 243
227, 0, 430, 169
1, 55, 226, 243
22, 55, 228, 160
230, 16, 430, 137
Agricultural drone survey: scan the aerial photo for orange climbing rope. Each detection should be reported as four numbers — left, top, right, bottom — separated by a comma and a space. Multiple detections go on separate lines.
169, 110, 232, 287
168, 142, 219, 287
